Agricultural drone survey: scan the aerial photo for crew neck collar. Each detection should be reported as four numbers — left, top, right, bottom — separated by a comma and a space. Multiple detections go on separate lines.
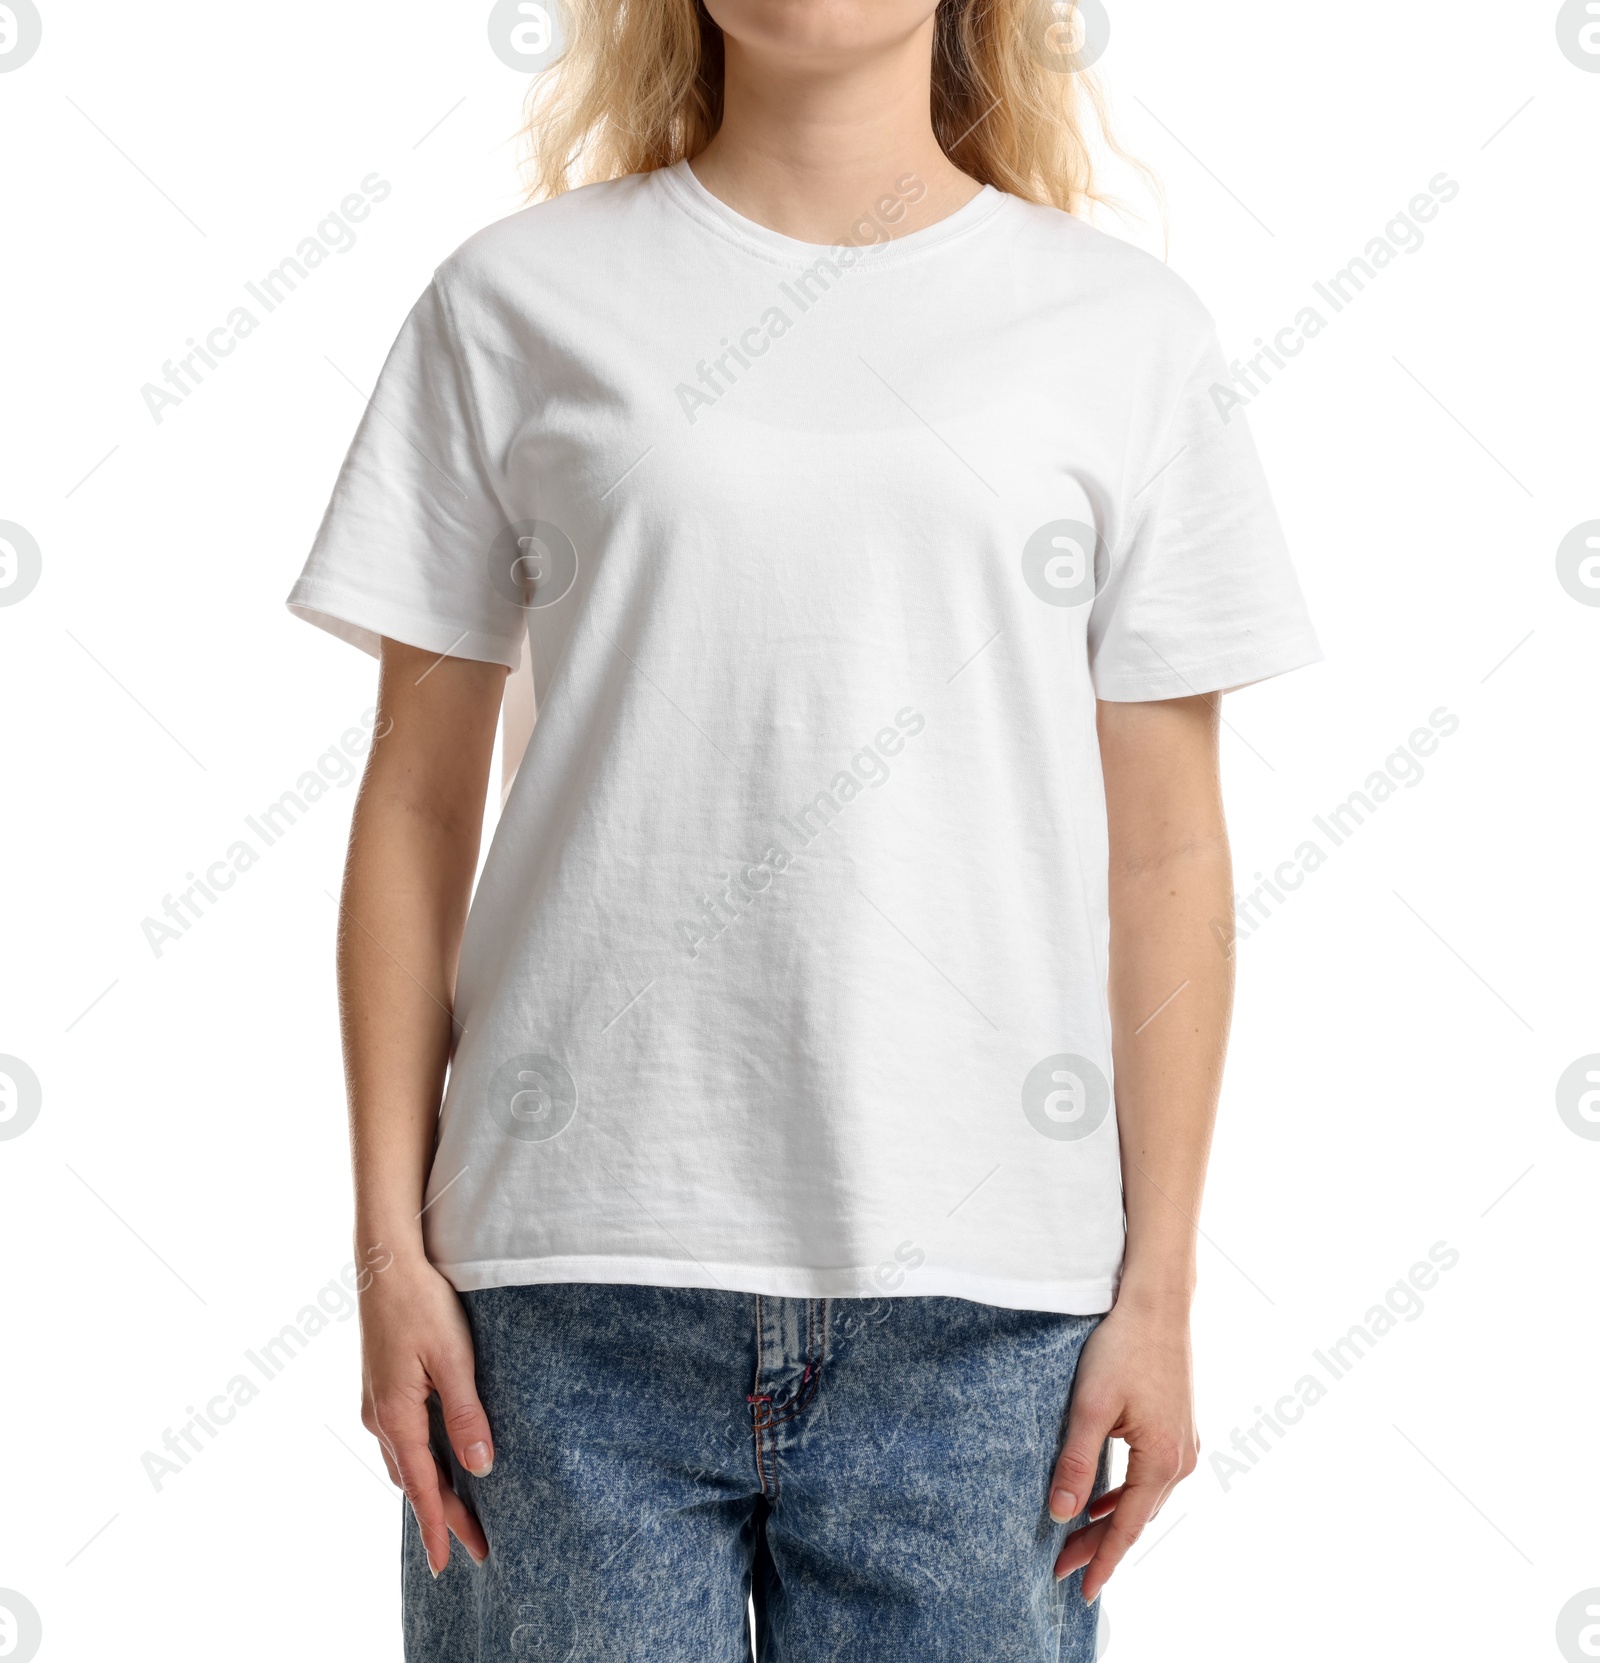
657, 156, 1010, 267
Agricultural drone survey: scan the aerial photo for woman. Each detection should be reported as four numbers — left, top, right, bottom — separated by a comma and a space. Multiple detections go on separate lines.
288, 2, 1319, 1657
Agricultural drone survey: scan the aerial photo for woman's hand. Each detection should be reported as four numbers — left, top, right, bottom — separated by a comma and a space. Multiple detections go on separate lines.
1047, 1294, 1199, 1602
359, 1253, 495, 1575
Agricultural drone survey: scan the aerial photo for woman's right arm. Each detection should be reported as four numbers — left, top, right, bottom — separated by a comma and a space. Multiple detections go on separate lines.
342, 636, 508, 1575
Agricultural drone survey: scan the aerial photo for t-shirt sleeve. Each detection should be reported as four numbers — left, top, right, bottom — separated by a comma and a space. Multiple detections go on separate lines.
286, 280, 526, 670
1088, 329, 1322, 701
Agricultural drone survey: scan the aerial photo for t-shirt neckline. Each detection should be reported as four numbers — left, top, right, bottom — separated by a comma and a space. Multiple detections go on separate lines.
657, 156, 1010, 267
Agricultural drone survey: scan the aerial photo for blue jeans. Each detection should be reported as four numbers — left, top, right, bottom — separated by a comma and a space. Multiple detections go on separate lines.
405, 1284, 1109, 1661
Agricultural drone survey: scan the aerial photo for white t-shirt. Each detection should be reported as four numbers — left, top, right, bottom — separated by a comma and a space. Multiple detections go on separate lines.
289, 159, 1319, 1315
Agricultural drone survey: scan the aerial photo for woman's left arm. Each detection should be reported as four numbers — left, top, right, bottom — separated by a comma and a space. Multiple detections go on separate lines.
1049, 693, 1235, 1601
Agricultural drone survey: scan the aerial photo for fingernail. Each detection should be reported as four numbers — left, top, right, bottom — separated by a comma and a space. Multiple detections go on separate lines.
464, 1442, 493, 1477
1049, 1488, 1077, 1522
468, 1544, 488, 1566
429, 1557, 442, 1581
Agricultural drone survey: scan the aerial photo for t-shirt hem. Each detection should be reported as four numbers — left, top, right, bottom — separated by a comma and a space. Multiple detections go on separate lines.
1092, 629, 1323, 703
434, 1254, 1118, 1317
286, 577, 524, 671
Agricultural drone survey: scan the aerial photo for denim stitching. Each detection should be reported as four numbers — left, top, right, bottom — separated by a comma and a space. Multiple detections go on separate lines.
763, 1362, 818, 1429
748, 1298, 830, 1504
750, 1293, 770, 1497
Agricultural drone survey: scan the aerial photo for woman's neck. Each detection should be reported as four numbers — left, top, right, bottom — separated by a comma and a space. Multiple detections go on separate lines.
688, 18, 981, 245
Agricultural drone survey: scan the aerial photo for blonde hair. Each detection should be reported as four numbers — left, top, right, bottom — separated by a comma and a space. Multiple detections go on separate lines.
521, 0, 1152, 222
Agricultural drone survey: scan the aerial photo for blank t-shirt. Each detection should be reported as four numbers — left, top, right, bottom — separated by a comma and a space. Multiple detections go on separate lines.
288, 159, 1320, 1314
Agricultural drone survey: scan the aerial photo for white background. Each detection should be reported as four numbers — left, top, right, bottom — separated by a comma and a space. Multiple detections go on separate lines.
2, 2, 1598, 1659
